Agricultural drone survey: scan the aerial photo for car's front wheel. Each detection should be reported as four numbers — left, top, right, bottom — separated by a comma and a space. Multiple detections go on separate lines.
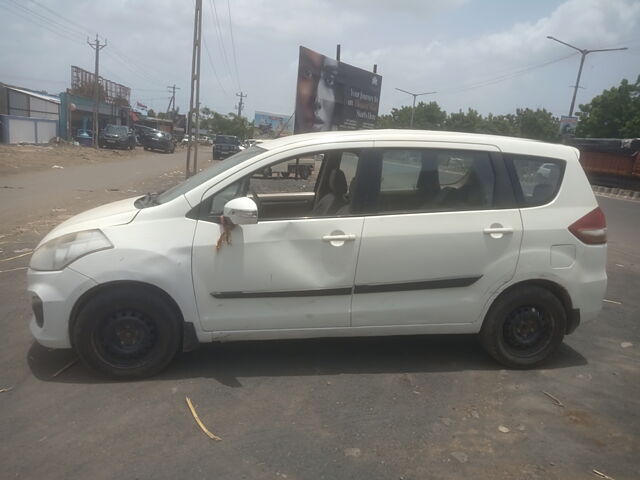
479, 285, 566, 368
72, 286, 182, 378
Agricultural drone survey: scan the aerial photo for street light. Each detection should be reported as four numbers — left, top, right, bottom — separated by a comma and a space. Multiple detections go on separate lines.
395, 88, 437, 128
546, 36, 627, 116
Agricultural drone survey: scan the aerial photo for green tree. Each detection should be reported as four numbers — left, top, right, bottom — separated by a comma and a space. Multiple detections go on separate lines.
514, 108, 560, 142
576, 76, 640, 138
147, 108, 156, 118
444, 108, 485, 133
377, 101, 446, 129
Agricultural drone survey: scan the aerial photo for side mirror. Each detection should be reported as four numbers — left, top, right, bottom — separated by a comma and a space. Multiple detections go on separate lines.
223, 197, 258, 225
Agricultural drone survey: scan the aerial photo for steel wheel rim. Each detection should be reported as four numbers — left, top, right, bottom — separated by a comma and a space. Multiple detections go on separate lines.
95, 310, 157, 368
503, 305, 553, 357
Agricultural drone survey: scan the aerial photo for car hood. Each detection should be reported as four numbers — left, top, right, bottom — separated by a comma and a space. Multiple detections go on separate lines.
38, 196, 141, 246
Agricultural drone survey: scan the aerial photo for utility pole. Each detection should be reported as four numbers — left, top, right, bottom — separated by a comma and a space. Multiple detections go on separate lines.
87, 34, 107, 149
236, 91, 247, 118
166, 84, 180, 118
546, 36, 627, 116
186, 0, 202, 178
395, 88, 436, 129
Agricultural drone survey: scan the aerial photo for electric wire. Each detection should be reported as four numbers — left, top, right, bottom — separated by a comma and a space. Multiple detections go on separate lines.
226, 0, 242, 90
208, 0, 234, 88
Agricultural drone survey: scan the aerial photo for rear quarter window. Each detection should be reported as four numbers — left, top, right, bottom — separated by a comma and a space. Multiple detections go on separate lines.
505, 154, 566, 207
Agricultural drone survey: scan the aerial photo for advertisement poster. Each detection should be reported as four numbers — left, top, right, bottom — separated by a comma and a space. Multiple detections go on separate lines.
254, 111, 294, 138
294, 46, 382, 134
559, 115, 578, 136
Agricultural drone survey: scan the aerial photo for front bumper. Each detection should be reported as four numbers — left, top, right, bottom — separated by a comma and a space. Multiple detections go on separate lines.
27, 267, 97, 349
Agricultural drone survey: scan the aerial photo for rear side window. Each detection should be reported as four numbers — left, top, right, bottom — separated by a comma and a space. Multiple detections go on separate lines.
506, 155, 565, 207
375, 148, 495, 213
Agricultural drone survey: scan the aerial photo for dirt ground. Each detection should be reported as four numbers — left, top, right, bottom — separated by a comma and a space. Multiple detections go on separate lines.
0, 142, 183, 176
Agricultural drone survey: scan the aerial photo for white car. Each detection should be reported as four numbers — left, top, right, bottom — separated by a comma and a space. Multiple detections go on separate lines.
27, 130, 607, 378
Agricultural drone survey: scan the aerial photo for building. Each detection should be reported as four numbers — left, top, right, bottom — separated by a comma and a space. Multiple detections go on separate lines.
0, 82, 60, 144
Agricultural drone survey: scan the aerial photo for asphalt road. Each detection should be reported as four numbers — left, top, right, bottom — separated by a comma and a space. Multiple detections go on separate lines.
0, 158, 638, 479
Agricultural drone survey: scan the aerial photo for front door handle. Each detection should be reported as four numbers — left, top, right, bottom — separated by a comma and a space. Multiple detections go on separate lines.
322, 234, 356, 242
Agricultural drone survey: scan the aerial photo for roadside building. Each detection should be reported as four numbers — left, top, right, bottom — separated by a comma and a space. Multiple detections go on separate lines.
0, 82, 60, 144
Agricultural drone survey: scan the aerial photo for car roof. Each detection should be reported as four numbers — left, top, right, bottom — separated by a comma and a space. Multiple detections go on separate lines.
258, 129, 578, 160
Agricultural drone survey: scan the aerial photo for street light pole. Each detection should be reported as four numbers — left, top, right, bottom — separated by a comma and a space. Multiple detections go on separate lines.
395, 88, 436, 128
546, 36, 627, 116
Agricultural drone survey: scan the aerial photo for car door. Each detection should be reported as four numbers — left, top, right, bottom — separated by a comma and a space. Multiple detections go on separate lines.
351, 143, 522, 328
191, 145, 369, 332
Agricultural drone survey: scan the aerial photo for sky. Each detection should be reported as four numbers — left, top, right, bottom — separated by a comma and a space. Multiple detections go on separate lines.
1, 0, 639, 121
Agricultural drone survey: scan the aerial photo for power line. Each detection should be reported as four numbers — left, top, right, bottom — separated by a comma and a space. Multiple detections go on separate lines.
435, 53, 578, 95
208, 0, 234, 87
202, 35, 230, 97
226, 0, 242, 90
1, 0, 84, 43
5, 0, 173, 89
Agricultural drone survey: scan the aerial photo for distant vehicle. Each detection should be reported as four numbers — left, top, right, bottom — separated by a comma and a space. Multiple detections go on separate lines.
213, 134, 240, 160
181, 135, 196, 146
266, 155, 315, 179
199, 136, 213, 146
99, 125, 136, 150
75, 129, 92, 147
133, 124, 158, 146
143, 130, 175, 153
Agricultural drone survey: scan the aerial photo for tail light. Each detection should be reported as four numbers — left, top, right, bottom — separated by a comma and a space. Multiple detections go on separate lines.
568, 207, 607, 245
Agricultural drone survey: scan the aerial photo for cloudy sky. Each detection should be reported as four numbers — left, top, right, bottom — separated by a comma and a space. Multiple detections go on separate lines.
1, 0, 639, 120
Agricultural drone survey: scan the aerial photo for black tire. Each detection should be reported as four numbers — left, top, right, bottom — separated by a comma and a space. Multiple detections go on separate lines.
479, 285, 566, 369
72, 286, 182, 378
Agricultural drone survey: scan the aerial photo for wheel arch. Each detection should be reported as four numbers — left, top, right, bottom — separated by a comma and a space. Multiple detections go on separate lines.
69, 280, 197, 350
485, 279, 577, 334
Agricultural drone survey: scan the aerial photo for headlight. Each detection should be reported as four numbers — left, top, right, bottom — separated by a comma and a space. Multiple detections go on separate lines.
30, 229, 113, 271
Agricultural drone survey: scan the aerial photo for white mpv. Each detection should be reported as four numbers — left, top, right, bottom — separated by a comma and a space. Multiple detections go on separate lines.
28, 130, 607, 378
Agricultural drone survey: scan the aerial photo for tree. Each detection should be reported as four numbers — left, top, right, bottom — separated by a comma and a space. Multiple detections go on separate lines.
576, 76, 640, 138
444, 108, 485, 133
147, 108, 156, 118
514, 108, 560, 143
377, 101, 446, 130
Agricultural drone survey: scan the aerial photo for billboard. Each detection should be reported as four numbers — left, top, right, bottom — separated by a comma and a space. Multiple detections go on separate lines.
294, 46, 382, 134
71, 65, 130, 105
254, 111, 294, 138
559, 115, 578, 136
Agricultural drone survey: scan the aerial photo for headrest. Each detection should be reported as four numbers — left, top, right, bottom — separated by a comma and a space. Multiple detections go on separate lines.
330, 169, 348, 196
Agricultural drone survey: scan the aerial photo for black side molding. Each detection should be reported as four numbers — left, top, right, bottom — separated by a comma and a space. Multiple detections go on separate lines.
211, 276, 482, 299
354, 276, 482, 294
211, 287, 352, 299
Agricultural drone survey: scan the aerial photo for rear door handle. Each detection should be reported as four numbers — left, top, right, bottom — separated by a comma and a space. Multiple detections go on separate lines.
483, 227, 513, 234
322, 234, 356, 242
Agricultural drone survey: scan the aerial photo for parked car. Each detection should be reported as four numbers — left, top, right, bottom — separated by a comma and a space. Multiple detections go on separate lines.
143, 130, 175, 153
213, 134, 240, 160
98, 125, 136, 150
27, 130, 607, 378
133, 124, 158, 146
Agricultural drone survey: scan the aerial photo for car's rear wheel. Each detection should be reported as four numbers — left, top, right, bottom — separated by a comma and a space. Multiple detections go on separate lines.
480, 285, 566, 368
72, 286, 181, 378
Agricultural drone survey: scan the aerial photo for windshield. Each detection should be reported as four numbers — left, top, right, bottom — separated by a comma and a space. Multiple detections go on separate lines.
105, 125, 128, 135
155, 145, 266, 204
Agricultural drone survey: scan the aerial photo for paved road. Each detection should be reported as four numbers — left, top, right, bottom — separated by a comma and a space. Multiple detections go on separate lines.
0, 163, 638, 480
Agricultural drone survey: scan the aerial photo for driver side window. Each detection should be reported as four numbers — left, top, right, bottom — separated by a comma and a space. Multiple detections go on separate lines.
199, 149, 362, 222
